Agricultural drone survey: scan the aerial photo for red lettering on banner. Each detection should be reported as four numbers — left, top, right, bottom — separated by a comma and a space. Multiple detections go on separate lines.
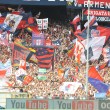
72, 101, 94, 110
26, 100, 48, 109
84, 9, 110, 17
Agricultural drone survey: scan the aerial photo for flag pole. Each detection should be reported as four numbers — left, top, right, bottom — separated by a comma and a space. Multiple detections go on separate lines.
52, 52, 54, 73
85, 0, 90, 99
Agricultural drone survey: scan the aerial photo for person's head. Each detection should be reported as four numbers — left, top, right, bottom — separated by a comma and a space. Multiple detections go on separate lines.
9, 20, 15, 27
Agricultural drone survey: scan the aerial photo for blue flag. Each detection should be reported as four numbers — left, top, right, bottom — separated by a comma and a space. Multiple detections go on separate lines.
88, 77, 109, 93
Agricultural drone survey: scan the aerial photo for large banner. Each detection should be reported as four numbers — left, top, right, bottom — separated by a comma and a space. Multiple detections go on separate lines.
32, 33, 45, 47
83, 15, 110, 22
67, 0, 110, 10
83, 9, 110, 17
2, 14, 22, 33
13, 43, 38, 66
82, 9, 110, 22
36, 18, 48, 30
81, 37, 106, 63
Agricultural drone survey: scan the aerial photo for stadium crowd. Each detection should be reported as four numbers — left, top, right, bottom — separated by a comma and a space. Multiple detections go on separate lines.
0, 6, 110, 100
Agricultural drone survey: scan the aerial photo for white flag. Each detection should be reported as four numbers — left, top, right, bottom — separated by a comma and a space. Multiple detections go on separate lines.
59, 82, 82, 94
81, 36, 106, 63
36, 18, 48, 30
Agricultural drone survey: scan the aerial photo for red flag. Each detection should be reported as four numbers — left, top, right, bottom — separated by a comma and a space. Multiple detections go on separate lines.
36, 48, 54, 69
68, 47, 75, 57
23, 75, 33, 85
6, 82, 14, 87
17, 20, 26, 29
75, 66, 79, 73
12, 11, 21, 15
0, 17, 5, 24
74, 39, 84, 64
70, 15, 81, 32
19, 60, 26, 70
97, 26, 110, 41
28, 26, 40, 35
0, 69, 6, 78
88, 66, 103, 81
70, 15, 80, 25
38, 63, 52, 69
45, 38, 52, 46
84, 16, 98, 28
28, 17, 34, 24
99, 62, 108, 70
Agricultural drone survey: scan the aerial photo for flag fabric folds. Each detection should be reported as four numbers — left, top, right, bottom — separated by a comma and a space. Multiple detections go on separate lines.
0, 17, 5, 24
74, 16, 110, 42
88, 77, 109, 93
75, 26, 110, 42
63, 68, 70, 79
81, 37, 106, 63
0, 59, 12, 77
71, 15, 81, 33
19, 60, 26, 70
98, 62, 109, 71
0, 69, 6, 78
32, 33, 45, 48
23, 75, 33, 85
97, 26, 110, 41
15, 68, 33, 85
88, 66, 103, 81
36, 47, 54, 69
13, 42, 38, 66
28, 25, 40, 35
0, 14, 22, 33
68, 46, 75, 58
84, 16, 98, 28
74, 39, 84, 64
59, 82, 82, 94
71, 15, 80, 25
84, 46, 93, 60
88, 66, 109, 93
